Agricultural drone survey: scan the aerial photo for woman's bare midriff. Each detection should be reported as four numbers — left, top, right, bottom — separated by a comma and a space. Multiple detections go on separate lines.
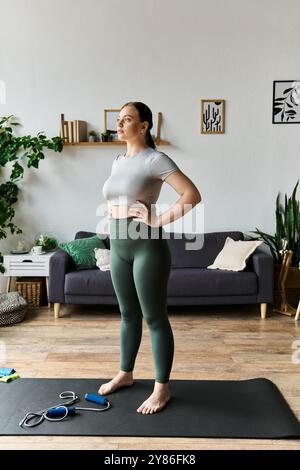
110, 205, 132, 219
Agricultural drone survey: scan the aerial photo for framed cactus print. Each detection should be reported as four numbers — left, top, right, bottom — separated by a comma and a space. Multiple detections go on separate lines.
201, 100, 225, 134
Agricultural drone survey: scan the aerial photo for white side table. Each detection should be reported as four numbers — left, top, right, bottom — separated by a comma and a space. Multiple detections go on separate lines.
3, 252, 55, 307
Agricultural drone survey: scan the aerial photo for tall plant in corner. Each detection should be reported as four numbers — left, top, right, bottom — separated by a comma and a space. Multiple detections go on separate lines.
248, 180, 300, 267
0, 115, 63, 273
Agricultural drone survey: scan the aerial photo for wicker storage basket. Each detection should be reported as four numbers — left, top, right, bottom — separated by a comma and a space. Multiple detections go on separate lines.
16, 277, 44, 307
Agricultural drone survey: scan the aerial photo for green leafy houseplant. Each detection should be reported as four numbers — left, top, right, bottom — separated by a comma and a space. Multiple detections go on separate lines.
0, 115, 63, 273
88, 130, 98, 142
248, 180, 300, 267
101, 131, 112, 142
88, 130, 98, 138
35, 234, 58, 252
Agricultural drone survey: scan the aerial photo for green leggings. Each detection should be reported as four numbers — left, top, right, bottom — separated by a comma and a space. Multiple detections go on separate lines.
109, 216, 174, 384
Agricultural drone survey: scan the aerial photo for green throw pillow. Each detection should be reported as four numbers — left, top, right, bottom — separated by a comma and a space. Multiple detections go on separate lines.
59, 235, 106, 270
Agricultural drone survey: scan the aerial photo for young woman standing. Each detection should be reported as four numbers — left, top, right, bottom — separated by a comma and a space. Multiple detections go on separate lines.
101, 101, 201, 414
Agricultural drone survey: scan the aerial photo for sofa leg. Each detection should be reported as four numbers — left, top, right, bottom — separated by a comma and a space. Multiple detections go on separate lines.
54, 303, 61, 319
260, 303, 267, 319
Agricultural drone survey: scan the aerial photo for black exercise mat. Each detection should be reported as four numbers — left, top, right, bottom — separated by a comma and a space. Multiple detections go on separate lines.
0, 378, 299, 438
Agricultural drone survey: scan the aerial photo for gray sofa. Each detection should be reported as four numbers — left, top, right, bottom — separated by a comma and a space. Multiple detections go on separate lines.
48, 230, 274, 319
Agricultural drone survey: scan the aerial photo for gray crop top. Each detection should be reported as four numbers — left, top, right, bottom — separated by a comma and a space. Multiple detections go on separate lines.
102, 147, 180, 206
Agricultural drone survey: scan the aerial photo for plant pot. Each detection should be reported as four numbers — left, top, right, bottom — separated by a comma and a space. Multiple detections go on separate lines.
88, 136, 95, 142
101, 135, 109, 142
272, 264, 300, 309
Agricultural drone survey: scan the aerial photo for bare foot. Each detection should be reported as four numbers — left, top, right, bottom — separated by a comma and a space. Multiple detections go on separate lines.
98, 370, 134, 395
137, 381, 171, 414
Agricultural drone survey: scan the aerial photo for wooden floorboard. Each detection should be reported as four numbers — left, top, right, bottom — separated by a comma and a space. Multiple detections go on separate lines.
1, 303, 300, 450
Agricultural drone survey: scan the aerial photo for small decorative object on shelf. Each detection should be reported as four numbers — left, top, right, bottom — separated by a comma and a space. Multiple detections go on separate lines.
34, 232, 58, 253
31, 245, 43, 255
10, 235, 30, 254
101, 131, 113, 142
88, 130, 99, 142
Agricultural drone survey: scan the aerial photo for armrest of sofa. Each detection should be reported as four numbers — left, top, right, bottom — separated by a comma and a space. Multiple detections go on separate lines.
250, 248, 274, 302
48, 248, 71, 303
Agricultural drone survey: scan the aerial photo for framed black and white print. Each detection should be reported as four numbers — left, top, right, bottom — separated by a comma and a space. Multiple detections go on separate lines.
104, 109, 120, 133
201, 100, 225, 134
272, 81, 300, 123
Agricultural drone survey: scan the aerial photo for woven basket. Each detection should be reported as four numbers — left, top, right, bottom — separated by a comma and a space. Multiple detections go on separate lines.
0, 292, 27, 326
16, 277, 43, 307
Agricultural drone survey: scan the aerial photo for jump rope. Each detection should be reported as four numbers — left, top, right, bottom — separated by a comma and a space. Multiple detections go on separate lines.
19, 391, 111, 428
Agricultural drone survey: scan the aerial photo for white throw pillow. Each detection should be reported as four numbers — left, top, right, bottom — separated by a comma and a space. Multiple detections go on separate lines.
207, 237, 263, 271
94, 247, 110, 271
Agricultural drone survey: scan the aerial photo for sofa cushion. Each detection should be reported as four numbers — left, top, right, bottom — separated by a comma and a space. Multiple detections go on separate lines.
166, 231, 244, 268
94, 247, 110, 271
65, 269, 115, 296
59, 235, 106, 270
75, 231, 110, 249
207, 237, 263, 271
167, 268, 258, 297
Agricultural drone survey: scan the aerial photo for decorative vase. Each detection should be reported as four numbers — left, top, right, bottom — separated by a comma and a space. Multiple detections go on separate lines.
10, 234, 30, 253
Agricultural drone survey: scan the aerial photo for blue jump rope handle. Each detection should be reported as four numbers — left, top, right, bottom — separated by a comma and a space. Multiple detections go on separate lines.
85, 393, 107, 406
47, 406, 76, 418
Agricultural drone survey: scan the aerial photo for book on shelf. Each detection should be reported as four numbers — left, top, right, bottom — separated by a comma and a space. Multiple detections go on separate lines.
68, 121, 73, 143
60, 115, 87, 143
75, 120, 87, 143
63, 123, 69, 142
60, 119, 64, 140
73, 121, 77, 143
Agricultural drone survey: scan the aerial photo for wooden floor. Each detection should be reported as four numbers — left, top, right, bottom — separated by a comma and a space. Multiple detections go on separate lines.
1, 303, 300, 450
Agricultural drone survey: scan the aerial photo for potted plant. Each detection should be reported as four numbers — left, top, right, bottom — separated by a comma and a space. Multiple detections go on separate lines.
88, 130, 98, 142
0, 115, 63, 273
101, 131, 109, 142
248, 180, 300, 308
34, 233, 58, 253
